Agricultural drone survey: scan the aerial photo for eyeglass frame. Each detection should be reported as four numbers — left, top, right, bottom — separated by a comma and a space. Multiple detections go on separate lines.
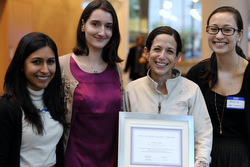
206, 26, 240, 36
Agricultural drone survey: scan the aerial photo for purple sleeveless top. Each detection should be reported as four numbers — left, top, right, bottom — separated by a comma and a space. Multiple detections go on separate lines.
65, 56, 122, 167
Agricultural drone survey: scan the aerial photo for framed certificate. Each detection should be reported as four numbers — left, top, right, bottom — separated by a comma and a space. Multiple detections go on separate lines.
118, 112, 194, 167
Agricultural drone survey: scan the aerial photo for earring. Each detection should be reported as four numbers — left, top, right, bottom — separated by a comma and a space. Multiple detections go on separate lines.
238, 39, 241, 42
81, 26, 84, 32
81, 19, 85, 32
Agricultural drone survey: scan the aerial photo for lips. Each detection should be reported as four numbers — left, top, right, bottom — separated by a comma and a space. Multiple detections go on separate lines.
94, 35, 106, 41
213, 41, 228, 46
36, 76, 50, 80
156, 62, 168, 67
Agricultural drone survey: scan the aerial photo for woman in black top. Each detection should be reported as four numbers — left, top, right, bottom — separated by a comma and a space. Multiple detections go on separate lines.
186, 6, 250, 167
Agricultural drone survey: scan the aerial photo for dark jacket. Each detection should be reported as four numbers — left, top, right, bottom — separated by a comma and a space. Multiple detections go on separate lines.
124, 46, 147, 80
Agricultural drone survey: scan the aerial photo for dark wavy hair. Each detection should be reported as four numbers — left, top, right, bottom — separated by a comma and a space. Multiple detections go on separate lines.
145, 26, 182, 56
3, 32, 66, 134
73, 0, 122, 64
202, 6, 246, 89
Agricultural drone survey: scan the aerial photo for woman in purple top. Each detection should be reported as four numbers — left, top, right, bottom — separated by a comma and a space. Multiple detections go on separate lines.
59, 0, 123, 166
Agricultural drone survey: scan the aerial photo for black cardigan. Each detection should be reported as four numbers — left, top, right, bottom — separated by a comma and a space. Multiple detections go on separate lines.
0, 98, 64, 167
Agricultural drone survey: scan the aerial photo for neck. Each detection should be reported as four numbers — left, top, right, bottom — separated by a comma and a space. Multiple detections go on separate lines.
157, 84, 167, 95
86, 54, 103, 64
150, 69, 173, 84
216, 54, 240, 72
88, 46, 103, 58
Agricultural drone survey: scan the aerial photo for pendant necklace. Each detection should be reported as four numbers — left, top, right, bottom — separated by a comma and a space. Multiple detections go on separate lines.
91, 58, 102, 73
214, 92, 226, 135
214, 57, 239, 135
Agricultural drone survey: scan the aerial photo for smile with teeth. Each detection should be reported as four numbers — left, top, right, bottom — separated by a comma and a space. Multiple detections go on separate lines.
214, 41, 227, 45
156, 62, 168, 66
37, 76, 49, 80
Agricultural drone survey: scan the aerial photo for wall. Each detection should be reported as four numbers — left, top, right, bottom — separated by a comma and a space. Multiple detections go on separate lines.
32, 0, 82, 56
0, 0, 8, 93
0, 0, 129, 94
201, 0, 248, 60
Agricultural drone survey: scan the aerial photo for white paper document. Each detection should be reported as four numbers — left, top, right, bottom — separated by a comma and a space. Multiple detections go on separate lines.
130, 125, 182, 166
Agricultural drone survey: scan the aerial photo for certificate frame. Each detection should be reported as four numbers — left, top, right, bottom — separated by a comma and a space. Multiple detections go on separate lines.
118, 112, 194, 167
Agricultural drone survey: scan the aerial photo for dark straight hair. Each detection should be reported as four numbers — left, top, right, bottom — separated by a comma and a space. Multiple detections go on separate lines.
73, 0, 122, 65
3, 32, 66, 134
202, 6, 246, 89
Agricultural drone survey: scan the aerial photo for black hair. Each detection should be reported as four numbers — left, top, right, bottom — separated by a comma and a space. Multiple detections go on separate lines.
145, 26, 182, 56
3, 32, 66, 134
202, 6, 246, 89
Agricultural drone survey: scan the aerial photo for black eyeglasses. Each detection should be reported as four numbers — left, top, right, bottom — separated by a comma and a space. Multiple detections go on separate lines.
206, 26, 239, 36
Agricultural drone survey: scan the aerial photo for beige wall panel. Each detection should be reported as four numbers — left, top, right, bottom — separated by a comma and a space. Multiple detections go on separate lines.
201, 0, 248, 59
33, 0, 83, 56
8, 0, 33, 58
0, 0, 8, 94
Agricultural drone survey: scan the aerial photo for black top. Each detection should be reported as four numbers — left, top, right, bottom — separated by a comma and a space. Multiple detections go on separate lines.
186, 60, 250, 143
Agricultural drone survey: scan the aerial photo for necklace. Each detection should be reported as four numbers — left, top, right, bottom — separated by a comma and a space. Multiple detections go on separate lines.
214, 93, 226, 135
90, 60, 101, 73
92, 64, 99, 73
91, 58, 102, 73
214, 57, 239, 135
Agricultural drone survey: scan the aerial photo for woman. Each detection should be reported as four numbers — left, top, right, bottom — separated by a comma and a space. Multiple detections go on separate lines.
186, 6, 250, 167
0, 32, 66, 167
59, 0, 123, 166
123, 26, 212, 167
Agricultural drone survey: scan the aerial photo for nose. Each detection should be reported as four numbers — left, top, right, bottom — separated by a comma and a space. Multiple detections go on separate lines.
216, 29, 225, 38
159, 51, 166, 60
40, 63, 49, 73
98, 26, 105, 36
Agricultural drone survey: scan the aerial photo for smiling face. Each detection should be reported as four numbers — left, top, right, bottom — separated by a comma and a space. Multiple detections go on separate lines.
24, 46, 56, 91
145, 34, 181, 81
82, 9, 113, 53
207, 12, 242, 56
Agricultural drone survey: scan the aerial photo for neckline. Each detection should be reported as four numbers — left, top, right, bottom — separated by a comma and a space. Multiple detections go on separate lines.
211, 88, 241, 97
210, 60, 250, 97
70, 55, 109, 74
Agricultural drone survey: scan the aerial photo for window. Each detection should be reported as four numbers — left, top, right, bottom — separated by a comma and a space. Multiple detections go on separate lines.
129, 0, 202, 61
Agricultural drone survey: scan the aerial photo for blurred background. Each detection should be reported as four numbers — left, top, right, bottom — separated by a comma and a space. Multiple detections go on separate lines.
0, 0, 249, 94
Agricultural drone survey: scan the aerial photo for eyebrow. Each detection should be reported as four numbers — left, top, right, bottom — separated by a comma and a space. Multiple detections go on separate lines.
91, 19, 113, 24
209, 24, 234, 27
31, 57, 55, 60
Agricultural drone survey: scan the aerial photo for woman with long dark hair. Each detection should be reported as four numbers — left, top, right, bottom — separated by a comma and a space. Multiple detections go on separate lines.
59, 0, 123, 166
186, 6, 250, 166
0, 32, 66, 167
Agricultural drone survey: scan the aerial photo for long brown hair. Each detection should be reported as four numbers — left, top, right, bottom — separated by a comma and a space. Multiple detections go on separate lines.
73, 0, 122, 65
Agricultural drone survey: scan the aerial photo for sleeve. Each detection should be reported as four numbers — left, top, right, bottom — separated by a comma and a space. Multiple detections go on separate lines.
122, 90, 130, 112
0, 101, 21, 166
55, 136, 65, 167
186, 63, 200, 83
244, 62, 250, 151
189, 86, 213, 166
